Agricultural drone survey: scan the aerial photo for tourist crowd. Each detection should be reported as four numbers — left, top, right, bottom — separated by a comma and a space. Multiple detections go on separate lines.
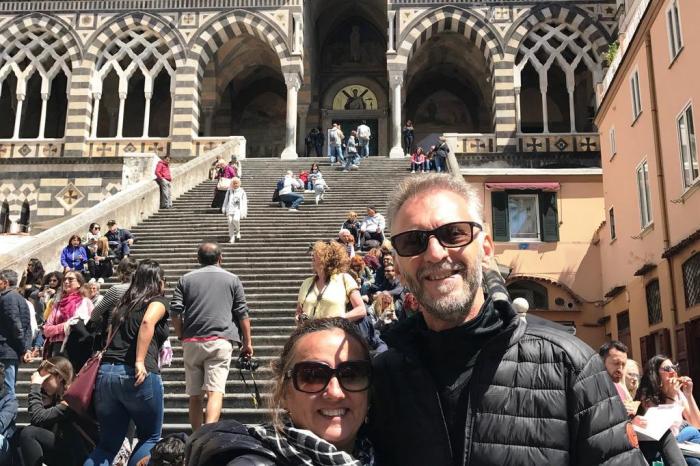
3, 173, 699, 466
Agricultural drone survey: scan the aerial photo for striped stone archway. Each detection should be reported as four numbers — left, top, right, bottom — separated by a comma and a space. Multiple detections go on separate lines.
0, 13, 83, 141
389, 6, 507, 154
63, 12, 187, 157
0, 13, 83, 68
171, 10, 297, 157
504, 4, 611, 137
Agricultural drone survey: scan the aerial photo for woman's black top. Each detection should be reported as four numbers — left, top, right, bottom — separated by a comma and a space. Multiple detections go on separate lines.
102, 296, 169, 373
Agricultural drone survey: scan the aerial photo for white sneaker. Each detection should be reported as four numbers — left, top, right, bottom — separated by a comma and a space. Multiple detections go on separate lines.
236, 233, 241, 240
315, 195, 320, 205
97, 278, 105, 284
351, 165, 359, 170
411, 170, 415, 173
289, 208, 299, 212
88, 278, 96, 284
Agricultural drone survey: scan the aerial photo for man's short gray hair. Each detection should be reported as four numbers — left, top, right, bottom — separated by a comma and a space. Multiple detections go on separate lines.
387, 174, 483, 228
0, 269, 18, 287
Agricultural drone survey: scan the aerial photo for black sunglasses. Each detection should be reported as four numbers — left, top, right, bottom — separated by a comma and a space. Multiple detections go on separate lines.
660, 364, 680, 373
390, 221, 483, 257
286, 360, 372, 394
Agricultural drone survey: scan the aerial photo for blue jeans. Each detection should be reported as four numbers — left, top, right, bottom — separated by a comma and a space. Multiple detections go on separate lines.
344, 152, 359, 170
434, 155, 445, 172
84, 364, 164, 466
676, 426, 700, 465
358, 140, 369, 158
0, 360, 17, 398
279, 193, 304, 209
0, 433, 9, 465
329, 145, 344, 164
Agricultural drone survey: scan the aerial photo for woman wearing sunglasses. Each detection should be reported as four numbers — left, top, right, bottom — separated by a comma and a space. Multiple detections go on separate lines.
186, 317, 375, 465
636, 355, 700, 464
42, 271, 93, 358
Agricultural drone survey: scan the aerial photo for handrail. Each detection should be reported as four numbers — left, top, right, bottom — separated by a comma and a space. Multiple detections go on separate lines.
0, 137, 244, 277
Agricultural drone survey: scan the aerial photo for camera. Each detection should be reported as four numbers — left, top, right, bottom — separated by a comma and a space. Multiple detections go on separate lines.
236, 354, 259, 372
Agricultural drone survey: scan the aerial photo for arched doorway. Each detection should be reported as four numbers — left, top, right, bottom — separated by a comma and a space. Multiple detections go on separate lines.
306, 1, 389, 155
321, 77, 388, 156
199, 34, 286, 157
404, 33, 494, 150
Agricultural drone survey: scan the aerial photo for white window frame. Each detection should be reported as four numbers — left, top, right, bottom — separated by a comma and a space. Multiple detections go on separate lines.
666, 0, 684, 62
609, 127, 617, 158
631, 69, 642, 122
677, 102, 699, 189
636, 160, 653, 229
507, 193, 541, 242
609, 206, 617, 241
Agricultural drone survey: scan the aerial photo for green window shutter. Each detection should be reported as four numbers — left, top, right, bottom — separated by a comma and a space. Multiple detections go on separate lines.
491, 191, 509, 242
539, 192, 559, 242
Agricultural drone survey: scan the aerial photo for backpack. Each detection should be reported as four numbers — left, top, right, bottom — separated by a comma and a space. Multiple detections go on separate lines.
275, 179, 285, 191
329, 129, 339, 145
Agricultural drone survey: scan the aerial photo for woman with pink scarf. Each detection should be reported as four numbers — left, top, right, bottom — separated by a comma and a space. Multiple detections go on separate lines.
43, 270, 93, 358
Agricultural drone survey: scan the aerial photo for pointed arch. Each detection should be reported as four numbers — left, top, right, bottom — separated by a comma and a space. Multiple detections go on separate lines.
85, 11, 187, 65
395, 6, 504, 69
190, 9, 293, 80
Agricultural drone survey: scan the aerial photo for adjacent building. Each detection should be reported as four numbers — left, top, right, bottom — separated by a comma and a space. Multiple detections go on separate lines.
595, 0, 700, 377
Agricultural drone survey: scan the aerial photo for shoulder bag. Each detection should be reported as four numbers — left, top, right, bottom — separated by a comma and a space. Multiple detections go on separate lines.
217, 177, 232, 191
63, 320, 121, 418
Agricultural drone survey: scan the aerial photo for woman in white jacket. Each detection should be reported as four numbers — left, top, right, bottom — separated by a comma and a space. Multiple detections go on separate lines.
221, 177, 248, 244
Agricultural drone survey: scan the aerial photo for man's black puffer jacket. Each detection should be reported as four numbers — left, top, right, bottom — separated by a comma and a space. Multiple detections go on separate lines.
368, 300, 647, 466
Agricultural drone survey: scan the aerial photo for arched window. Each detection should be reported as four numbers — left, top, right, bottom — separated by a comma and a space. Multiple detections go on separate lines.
683, 252, 700, 308
507, 280, 549, 310
515, 21, 601, 134
91, 27, 175, 138
0, 27, 72, 139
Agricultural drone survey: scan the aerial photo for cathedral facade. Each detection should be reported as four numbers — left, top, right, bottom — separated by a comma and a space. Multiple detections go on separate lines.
0, 0, 617, 225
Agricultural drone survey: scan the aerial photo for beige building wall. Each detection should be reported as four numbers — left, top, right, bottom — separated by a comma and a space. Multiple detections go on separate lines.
596, 0, 700, 365
464, 174, 607, 350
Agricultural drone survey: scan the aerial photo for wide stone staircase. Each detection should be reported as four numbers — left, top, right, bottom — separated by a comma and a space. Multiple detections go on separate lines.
16, 156, 413, 432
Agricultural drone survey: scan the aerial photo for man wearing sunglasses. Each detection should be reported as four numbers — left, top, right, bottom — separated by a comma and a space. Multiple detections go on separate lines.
368, 174, 645, 466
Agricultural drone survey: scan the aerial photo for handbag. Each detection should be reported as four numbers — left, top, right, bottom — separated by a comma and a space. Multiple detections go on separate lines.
64, 321, 121, 418
217, 177, 232, 191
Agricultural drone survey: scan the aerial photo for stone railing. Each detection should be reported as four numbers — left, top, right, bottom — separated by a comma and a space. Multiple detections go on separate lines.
0, 137, 245, 277
194, 137, 247, 158
0, 139, 65, 158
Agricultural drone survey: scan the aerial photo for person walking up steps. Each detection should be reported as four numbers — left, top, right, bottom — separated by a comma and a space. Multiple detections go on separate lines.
170, 242, 254, 431
221, 177, 248, 244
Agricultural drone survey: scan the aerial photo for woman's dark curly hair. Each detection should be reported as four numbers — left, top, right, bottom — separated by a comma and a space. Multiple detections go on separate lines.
635, 354, 673, 408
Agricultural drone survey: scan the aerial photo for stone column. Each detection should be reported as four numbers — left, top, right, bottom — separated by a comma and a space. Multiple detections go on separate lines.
142, 91, 152, 138
281, 72, 301, 159
389, 71, 405, 159
63, 62, 94, 157
38, 92, 49, 139
539, 72, 549, 134
514, 88, 522, 134
12, 94, 24, 139
170, 57, 200, 158
116, 91, 126, 138
566, 74, 576, 133
90, 92, 101, 138
387, 11, 396, 53
292, 12, 303, 55
297, 105, 309, 157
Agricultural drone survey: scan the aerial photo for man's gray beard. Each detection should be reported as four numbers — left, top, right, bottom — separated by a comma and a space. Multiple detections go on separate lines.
404, 255, 483, 326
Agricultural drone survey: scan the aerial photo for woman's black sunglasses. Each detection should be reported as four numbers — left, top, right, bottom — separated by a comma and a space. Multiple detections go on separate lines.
286, 360, 372, 394
390, 221, 483, 257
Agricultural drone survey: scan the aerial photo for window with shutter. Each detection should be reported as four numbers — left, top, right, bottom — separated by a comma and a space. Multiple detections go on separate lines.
491, 191, 509, 242
646, 279, 663, 325
539, 192, 559, 242
490, 191, 559, 242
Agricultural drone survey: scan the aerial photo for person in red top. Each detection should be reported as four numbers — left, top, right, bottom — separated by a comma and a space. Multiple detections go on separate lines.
155, 155, 173, 209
